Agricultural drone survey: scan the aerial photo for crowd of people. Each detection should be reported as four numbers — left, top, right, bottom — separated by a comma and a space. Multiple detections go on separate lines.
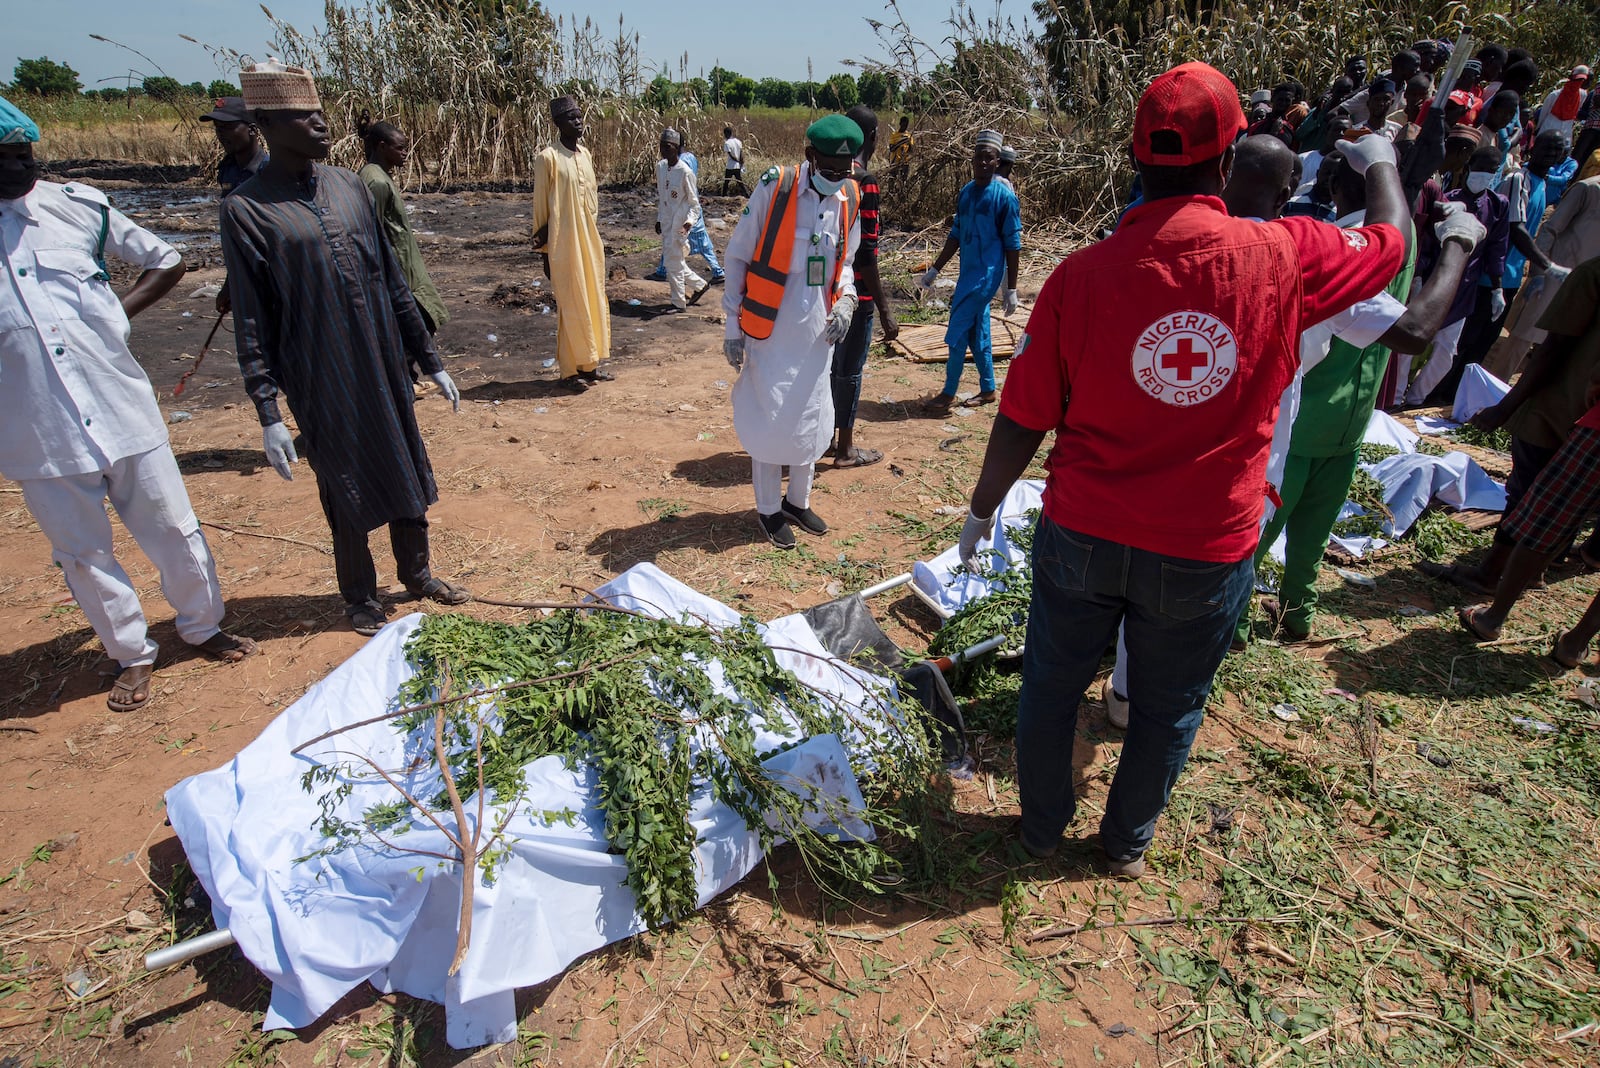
3, 33, 1600, 878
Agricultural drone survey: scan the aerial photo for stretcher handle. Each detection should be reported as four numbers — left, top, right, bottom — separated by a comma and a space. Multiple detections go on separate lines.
145, 927, 236, 971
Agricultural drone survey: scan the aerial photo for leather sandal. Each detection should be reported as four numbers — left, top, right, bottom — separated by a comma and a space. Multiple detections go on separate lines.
107, 664, 154, 713
189, 631, 258, 663
408, 577, 471, 605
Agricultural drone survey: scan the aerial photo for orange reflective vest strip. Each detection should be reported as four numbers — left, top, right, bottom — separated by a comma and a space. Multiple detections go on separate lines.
739, 168, 859, 340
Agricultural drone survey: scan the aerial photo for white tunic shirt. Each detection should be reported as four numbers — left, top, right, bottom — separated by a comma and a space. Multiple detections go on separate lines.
0, 180, 180, 480
655, 158, 701, 233
722, 163, 860, 464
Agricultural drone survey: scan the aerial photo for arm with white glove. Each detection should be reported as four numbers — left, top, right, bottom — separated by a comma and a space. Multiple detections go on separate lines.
1488, 286, 1507, 320
1525, 261, 1571, 297
262, 421, 298, 481
957, 507, 997, 569
1340, 133, 1411, 261
918, 230, 959, 288
1002, 288, 1019, 316
430, 370, 460, 411
1377, 210, 1487, 353
723, 337, 745, 370
824, 294, 858, 344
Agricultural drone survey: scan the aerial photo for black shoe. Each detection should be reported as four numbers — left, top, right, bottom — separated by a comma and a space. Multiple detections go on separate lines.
781, 499, 827, 535
758, 512, 796, 549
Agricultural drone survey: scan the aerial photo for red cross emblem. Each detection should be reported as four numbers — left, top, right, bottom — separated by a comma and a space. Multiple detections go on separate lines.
1160, 337, 1211, 382
1131, 311, 1239, 407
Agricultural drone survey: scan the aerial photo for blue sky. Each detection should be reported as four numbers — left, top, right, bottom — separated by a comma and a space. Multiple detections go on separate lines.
6, 0, 1035, 91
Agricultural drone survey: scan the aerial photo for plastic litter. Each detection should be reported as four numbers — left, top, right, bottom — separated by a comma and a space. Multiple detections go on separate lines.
1270, 703, 1301, 722
167, 411, 192, 423
486, 333, 498, 342
541, 358, 555, 368
1336, 568, 1376, 589
1511, 716, 1558, 733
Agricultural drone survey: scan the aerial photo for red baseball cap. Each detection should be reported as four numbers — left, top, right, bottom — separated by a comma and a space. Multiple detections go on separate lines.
1132, 62, 1246, 167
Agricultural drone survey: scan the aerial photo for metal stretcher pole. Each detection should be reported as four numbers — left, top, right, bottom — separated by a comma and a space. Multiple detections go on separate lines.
145, 927, 236, 971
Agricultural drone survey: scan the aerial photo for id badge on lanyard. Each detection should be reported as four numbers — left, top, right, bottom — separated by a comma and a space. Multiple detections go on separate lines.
807, 229, 825, 286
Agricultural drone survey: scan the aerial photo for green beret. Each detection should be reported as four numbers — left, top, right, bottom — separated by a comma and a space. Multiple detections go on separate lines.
806, 114, 864, 157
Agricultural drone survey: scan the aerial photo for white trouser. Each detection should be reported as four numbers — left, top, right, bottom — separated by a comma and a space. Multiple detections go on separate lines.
1402, 317, 1467, 406
1111, 625, 1129, 697
665, 231, 705, 309
18, 444, 225, 667
752, 459, 815, 516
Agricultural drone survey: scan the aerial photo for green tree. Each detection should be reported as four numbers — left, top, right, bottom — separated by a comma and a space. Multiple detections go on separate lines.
708, 65, 743, 106
755, 78, 795, 109
796, 81, 822, 108
856, 69, 898, 109
142, 75, 184, 102
185, 81, 205, 96
92, 87, 126, 101
645, 72, 680, 110
724, 75, 757, 109
687, 77, 711, 106
207, 79, 241, 99
817, 73, 859, 111
12, 56, 81, 96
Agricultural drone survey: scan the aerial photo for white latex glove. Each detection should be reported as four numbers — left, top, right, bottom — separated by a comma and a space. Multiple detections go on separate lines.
1433, 210, 1487, 251
1544, 263, 1572, 285
723, 337, 745, 370
917, 267, 939, 289
262, 422, 297, 481
824, 295, 857, 344
957, 507, 997, 569
1489, 289, 1507, 320
1340, 133, 1397, 175
429, 370, 460, 411
1002, 288, 1019, 316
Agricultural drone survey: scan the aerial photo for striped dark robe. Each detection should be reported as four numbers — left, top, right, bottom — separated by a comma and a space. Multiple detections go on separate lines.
221, 163, 443, 530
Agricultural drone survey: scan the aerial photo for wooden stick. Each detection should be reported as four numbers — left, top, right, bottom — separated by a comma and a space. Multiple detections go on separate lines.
1025, 912, 1292, 944
435, 700, 474, 977
199, 521, 332, 555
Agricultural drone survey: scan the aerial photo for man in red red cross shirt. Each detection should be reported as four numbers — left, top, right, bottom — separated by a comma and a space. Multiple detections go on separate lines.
956, 62, 1412, 874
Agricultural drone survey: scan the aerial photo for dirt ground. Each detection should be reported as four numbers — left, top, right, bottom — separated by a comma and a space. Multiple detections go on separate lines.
0, 175, 1180, 1068
5, 173, 1596, 1068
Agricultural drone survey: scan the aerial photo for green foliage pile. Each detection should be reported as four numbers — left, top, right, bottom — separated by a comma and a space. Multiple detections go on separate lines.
928, 512, 1040, 678
1451, 422, 1514, 452
303, 609, 933, 930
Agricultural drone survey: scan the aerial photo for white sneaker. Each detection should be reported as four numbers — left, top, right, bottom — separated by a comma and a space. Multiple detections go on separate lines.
1102, 677, 1129, 730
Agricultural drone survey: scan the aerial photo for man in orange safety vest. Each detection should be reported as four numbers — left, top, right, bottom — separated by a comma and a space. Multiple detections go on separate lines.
721, 114, 863, 549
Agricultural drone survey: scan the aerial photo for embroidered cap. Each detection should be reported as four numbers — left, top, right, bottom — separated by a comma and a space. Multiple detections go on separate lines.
1133, 62, 1246, 167
806, 114, 864, 158
975, 128, 1003, 150
999, 145, 1017, 163
660, 127, 682, 147
0, 95, 40, 145
240, 61, 321, 112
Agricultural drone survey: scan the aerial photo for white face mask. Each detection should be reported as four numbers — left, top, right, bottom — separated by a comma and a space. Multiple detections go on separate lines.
1465, 171, 1495, 194
810, 171, 845, 197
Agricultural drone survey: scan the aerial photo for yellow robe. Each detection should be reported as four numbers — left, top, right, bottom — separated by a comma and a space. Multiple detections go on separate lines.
532, 142, 610, 376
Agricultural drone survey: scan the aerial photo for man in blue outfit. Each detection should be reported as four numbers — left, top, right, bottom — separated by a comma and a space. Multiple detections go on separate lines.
645, 130, 724, 285
915, 129, 1021, 416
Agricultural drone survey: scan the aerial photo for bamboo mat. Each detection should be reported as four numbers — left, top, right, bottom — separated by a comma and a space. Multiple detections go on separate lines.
889, 305, 1033, 362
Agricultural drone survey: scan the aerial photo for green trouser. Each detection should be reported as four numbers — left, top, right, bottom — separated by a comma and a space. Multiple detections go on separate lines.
1235, 448, 1361, 642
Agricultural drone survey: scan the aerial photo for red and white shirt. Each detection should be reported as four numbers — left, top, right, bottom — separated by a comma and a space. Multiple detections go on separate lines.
999, 194, 1404, 562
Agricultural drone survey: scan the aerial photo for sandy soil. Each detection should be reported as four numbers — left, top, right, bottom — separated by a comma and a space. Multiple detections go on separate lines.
1, 176, 1193, 1067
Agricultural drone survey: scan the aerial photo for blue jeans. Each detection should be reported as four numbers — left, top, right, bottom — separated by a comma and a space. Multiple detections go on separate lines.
1015, 518, 1253, 859
943, 295, 996, 396
831, 300, 874, 432
653, 222, 722, 277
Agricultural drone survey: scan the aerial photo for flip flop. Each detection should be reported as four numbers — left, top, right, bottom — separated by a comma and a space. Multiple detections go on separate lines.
961, 390, 997, 408
557, 375, 591, 393
1416, 560, 1493, 597
833, 447, 884, 469
921, 394, 956, 417
1549, 630, 1586, 670
579, 366, 615, 382
1457, 604, 1502, 642
107, 664, 154, 713
189, 631, 258, 663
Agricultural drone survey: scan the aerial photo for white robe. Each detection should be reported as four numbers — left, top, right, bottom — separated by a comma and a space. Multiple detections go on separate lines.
722, 163, 860, 464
